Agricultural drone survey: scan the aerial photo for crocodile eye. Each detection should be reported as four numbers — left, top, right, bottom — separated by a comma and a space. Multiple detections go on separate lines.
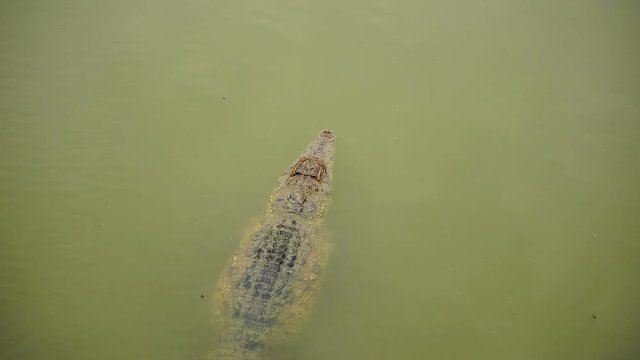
290, 157, 325, 182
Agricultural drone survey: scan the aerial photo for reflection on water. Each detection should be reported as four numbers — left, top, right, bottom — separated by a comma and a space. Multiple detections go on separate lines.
1, 0, 639, 359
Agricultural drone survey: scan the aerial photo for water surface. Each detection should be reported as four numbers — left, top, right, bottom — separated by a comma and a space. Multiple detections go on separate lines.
1, 1, 639, 359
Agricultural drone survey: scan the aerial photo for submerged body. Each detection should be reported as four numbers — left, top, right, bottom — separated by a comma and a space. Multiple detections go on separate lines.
214, 130, 336, 359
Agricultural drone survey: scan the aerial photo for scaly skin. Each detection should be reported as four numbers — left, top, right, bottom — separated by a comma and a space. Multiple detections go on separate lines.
213, 129, 336, 360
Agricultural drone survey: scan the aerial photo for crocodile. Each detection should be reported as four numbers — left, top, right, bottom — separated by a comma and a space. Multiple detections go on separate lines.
212, 129, 336, 359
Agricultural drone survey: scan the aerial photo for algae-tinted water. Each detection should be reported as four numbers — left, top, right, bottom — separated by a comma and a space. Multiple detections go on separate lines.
1, 1, 639, 359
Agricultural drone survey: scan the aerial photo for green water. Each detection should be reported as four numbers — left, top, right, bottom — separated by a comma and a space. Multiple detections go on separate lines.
1, 1, 639, 359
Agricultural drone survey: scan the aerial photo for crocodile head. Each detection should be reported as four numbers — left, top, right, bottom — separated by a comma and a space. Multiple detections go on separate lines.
290, 129, 336, 195
270, 129, 336, 218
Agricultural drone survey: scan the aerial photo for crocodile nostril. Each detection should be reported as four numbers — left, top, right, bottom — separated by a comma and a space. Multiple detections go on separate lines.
319, 129, 335, 139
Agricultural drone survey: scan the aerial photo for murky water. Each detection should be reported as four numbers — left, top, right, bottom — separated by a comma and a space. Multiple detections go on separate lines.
1, 1, 639, 359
